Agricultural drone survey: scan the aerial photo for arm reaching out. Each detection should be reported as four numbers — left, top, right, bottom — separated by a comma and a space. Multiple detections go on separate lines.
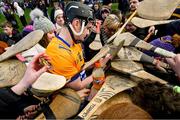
166, 54, 180, 79
11, 52, 50, 95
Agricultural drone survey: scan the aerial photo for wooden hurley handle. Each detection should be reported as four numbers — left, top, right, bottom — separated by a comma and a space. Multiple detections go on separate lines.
107, 10, 137, 44
131, 17, 175, 28
0, 30, 44, 62
111, 60, 167, 84
154, 48, 176, 58
144, 32, 153, 42
114, 32, 177, 58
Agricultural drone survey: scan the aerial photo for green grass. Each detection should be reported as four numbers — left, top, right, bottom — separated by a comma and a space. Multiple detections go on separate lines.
0, 8, 30, 32
111, 3, 118, 10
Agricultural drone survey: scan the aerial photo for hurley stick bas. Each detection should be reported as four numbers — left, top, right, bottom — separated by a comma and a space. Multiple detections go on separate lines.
0, 30, 44, 62
137, 0, 180, 20
90, 92, 132, 119
0, 59, 26, 87
77, 74, 137, 119
31, 72, 66, 97
111, 60, 167, 84
131, 17, 175, 28
117, 47, 170, 69
113, 32, 176, 58
89, 34, 102, 51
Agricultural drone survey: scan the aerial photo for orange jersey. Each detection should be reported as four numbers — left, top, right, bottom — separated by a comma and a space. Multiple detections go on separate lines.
46, 36, 84, 80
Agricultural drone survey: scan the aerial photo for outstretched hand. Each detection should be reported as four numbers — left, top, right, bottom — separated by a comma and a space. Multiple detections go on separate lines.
166, 54, 180, 78
99, 54, 112, 67
22, 52, 50, 86
148, 26, 155, 34
77, 88, 90, 101
11, 52, 50, 95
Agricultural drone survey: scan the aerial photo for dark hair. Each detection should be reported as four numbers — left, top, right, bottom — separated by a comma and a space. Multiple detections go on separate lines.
1, 21, 13, 28
92, 2, 100, 11
100, 5, 111, 15
39, 34, 50, 48
129, 80, 180, 119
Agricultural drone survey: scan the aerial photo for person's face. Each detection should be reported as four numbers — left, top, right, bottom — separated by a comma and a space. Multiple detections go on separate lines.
94, 4, 99, 11
73, 19, 94, 41
54, 2, 59, 9
3, 26, 13, 35
47, 30, 55, 41
56, 14, 64, 26
79, 22, 93, 41
102, 11, 109, 20
130, 0, 139, 12
125, 22, 137, 32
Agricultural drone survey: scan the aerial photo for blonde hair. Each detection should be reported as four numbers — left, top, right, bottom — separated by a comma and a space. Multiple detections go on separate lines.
172, 34, 180, 48
103, 14, 121, 36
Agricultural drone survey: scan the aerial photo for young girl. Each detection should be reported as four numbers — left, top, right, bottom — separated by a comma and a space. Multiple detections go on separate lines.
21, 8, 56, 62
30, 8, 56, 48
54, 9, 65, 30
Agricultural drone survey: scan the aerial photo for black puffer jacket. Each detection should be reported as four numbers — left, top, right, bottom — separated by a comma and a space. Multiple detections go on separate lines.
0, 29, 23, 46
0, 87, 40, 119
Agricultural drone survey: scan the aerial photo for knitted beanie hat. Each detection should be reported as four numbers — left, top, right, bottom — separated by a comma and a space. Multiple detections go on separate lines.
100, 5, 111, 15
14, 2, 19, 8
30, 8, 55, 33
54, 9, 64, 19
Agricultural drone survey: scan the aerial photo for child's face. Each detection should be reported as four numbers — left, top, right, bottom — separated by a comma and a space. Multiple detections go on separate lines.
3, 26, 13, 35
94, 4, 99, 11
53, 2, 59, 9
102, 10, 109, 20
56, 14, 65, 26
125, 22, 137, 32
47, 31, 55, 41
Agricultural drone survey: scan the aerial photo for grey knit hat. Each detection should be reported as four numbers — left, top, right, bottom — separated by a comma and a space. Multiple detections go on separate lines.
30, 8, 55, 33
